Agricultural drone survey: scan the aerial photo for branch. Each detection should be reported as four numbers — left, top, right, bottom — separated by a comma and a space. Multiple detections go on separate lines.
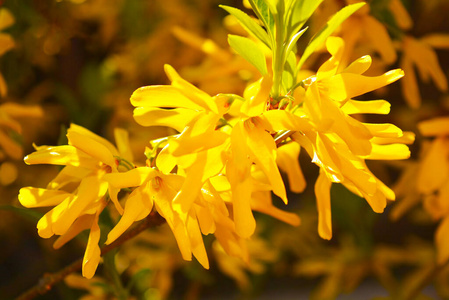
402, 257, 449, 300
16, 212, 166, 300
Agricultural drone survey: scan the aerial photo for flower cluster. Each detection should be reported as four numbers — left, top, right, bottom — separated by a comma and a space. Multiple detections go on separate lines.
19, 31, 413, 280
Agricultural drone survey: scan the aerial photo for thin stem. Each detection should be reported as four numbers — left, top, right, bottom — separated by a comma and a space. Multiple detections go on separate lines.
16, 212, 166, 300
402, 258, 449, 300
271, 10, 285, 101
103, 250, 128, 300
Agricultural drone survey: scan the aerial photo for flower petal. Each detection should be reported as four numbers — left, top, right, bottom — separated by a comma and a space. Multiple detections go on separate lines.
133, 107, 198, 132
315, 170, 332, 240
19, 187, 69, 208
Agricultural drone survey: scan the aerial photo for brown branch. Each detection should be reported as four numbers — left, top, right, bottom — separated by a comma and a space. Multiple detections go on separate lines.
16, 212, 166, 300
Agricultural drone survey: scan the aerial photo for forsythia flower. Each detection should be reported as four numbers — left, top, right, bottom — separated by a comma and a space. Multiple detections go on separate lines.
338, 0, 397, 68
416, 117, 449, 264
0, 8, 15, 97
127, 64, 300, 266
18, 124, 133, 278
288, 36, 414, 239
399, 34, 449, 108
0, 103, 43, 160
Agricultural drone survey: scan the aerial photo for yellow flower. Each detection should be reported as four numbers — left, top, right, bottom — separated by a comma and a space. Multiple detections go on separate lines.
0, 8, 15, 97
400, 35, 449, 108
339, 0, 397, 68
416, 117, 449, 264
18, 124, 133, 278
0, 103, 43, 161
290, 36, 412, 239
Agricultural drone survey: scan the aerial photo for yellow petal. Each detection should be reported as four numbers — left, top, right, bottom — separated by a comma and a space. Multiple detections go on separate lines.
400, 56, 421, 109
245, 118, 288, 203
133, 107, 198, 131
54, 214, 94, 249
371, 131, 415, 145
171, 157, 204, 223
24, 145, 94, 167
0, 8, 15, 30
106, 187, 152, 244
363, 16, 397, 64
389, 0, 413, 30
363, 123, 403, 138
68, 124, 119, 156
67, 131, 117, 169
114, 128, 133, 162
53, 177, 107, 235
18, 187, 69, 208
417, 138, 449, 194
154, 179, 192, 261
277, 142, 306, 193
170, 130, 229, 157
365, 144, 411, 160
418, 117, 449, 137
251, 191, 301, 226
187, 210, 209, 269
130, 85, 204, 110
82, 209, 103, 279
194, 202, 216, 235
260, 110, 313, 132
406, 37, 448, 91
227, 122, 255, 238
421, 34, 449, 49
37, 197, 72, 238
241, 76, 271, 117
323, 69, 404, 101
0, 72, 7, 97
363, 189, 387, 213
103, 167, 156, 188
436, 216, 449, 264
164, 64, 218, 113
0, 103, 43, 118
343, 55, 372, 75
0, 33, 14, 56
0, 161, 17, 185
341, 99, 390, 115
315, 170, 332, 240
0, 129, 22, 160
317, 36, 345, 80
325, 105, 372, 156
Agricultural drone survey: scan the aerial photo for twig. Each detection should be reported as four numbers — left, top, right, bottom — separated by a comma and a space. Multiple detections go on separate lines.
402, 258, 449, 300
16, 212, 166, 300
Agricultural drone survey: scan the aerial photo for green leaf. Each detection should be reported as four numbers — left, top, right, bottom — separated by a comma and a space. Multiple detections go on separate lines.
285, 26, 308, 57
288, 0, 323, 33
248, 0, 275, 37
219, 5, 271, 49
282, 50, 297, 91
228, 34, 268, 75
296, 2, 365, 71
0, 205, 43, 222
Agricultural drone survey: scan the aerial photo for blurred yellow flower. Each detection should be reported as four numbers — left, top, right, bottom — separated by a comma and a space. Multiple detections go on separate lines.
400, 35, 449, 108
416, 117, 449, 264
0, 103, 43, 161
0, 8, 15, 97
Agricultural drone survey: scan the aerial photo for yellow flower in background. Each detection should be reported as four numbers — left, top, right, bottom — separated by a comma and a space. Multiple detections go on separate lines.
416, 117, 449, 264
0, 8, 15, 97
338, 0, 397, 69
0, 103, 43, 161
400, 34, 449, 108
18, 124, 134, 278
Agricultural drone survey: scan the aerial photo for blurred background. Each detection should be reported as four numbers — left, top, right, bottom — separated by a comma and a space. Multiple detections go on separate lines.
1, 0, 449, 299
